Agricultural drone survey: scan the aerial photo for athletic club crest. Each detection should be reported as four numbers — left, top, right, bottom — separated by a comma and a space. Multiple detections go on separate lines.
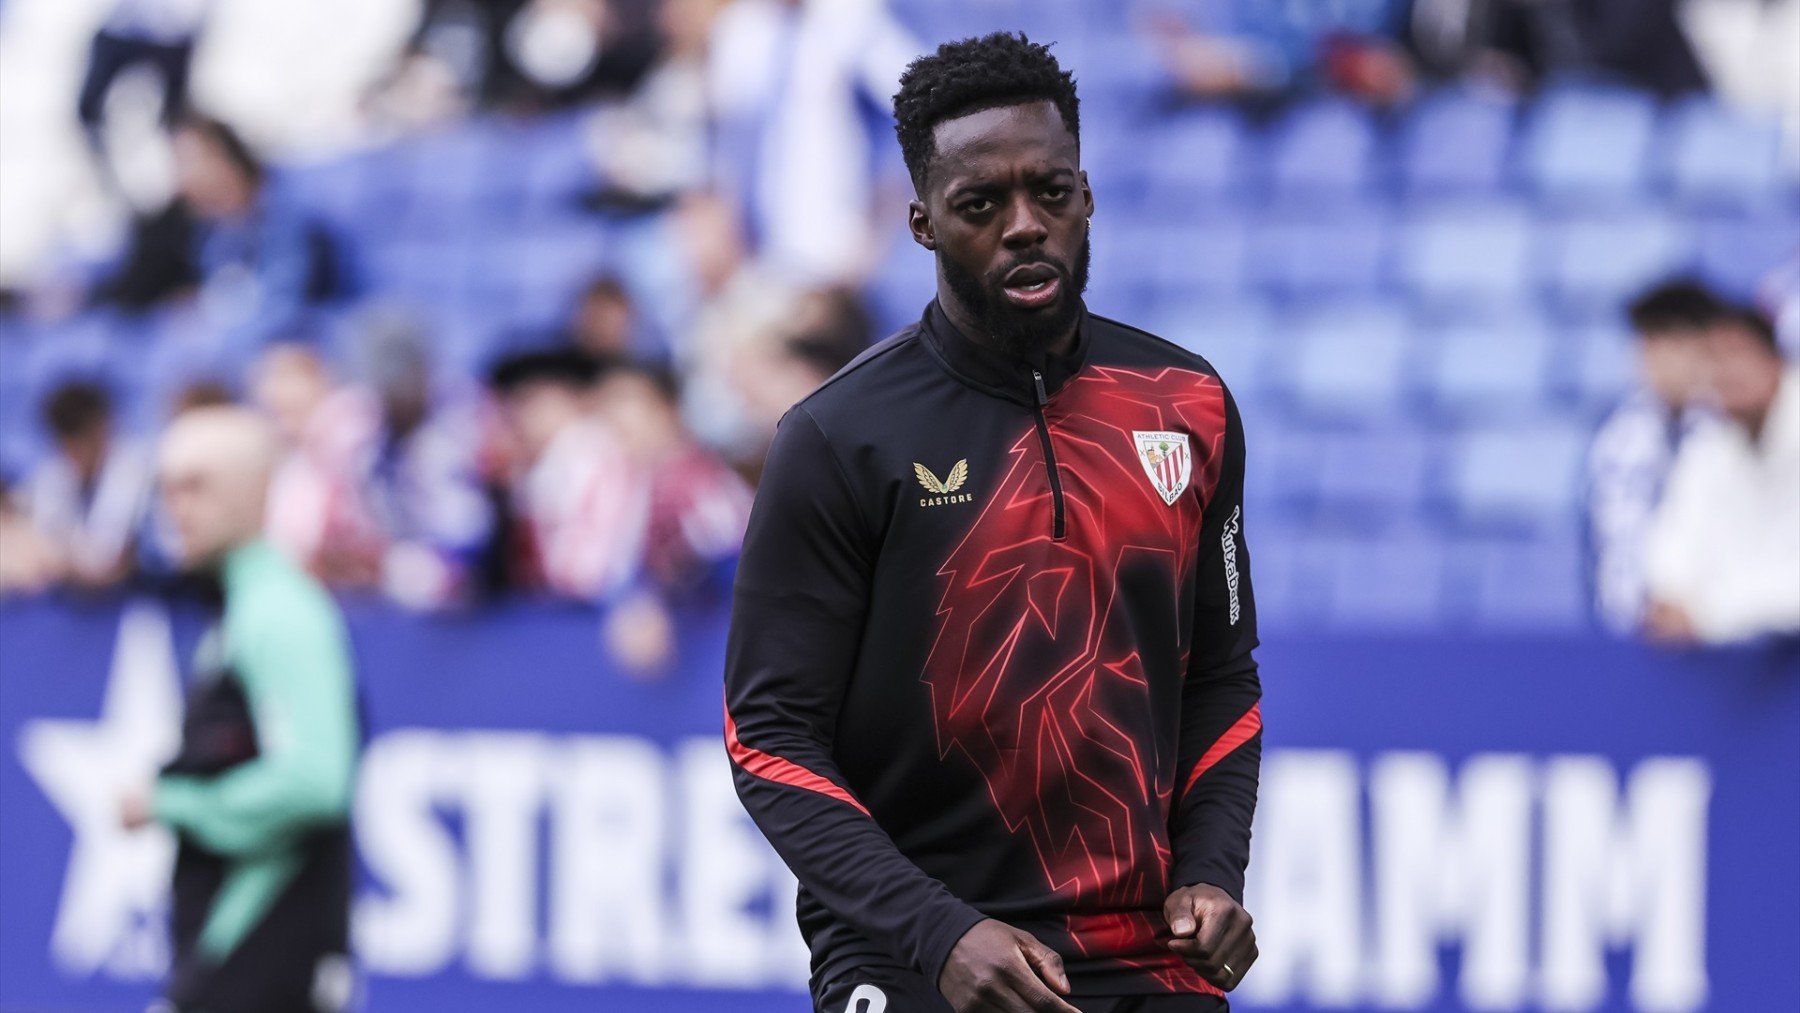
1133, 430, 1192, 505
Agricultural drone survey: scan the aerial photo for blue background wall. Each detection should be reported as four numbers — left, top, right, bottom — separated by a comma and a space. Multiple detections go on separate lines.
3, 598, 1796, 1011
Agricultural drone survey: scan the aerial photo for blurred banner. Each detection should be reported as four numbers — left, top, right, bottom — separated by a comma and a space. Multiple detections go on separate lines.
2, 599, 1796, 1013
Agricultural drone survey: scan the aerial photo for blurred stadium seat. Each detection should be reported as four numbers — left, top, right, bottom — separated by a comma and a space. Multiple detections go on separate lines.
1518, 83, 1658, 204
1445, 424, 1587, 531
1543, 211, 1693, 311
1266, 99, 1379, 201
1282, 300, 1413, 421
1657, 97, 1790, 208
1398, 87, 1515, 196
1397, 201, 1535, 308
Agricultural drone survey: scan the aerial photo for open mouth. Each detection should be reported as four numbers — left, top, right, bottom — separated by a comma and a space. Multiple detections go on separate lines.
1000, 264, 1063, 310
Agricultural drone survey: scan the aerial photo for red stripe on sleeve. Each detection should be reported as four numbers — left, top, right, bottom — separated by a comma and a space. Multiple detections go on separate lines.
1180, 702, 1262, 798
724, 697, 871, 817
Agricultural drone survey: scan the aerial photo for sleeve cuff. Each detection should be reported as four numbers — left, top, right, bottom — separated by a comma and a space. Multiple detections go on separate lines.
1172, 859, 1246, 906
917, 902, 991, 996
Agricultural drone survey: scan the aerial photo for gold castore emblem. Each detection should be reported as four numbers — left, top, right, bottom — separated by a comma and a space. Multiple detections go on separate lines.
914, 459, 973, 507
914, 459, 968, 494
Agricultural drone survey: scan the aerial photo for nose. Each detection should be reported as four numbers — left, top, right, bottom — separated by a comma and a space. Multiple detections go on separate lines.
999, 195, 1048, 250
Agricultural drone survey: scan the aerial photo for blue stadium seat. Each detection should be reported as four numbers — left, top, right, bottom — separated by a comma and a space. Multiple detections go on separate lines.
514, 112, 599, 218
1422, 313, 1554, 418
1657, 97, 1792, 208
1312, 427, 1434, 523
1518, 83, 1656, 204
1141, 108, 1250, 203
1143, 294, 1272, 396
1266, 99, 1378, 201
1398, 201, 1535, 307
1457, 531, 1589, 631
1234, 529, 1317, 629
392, 121, 509, 222
1544, 212, 1693, 311
1694, 212, 1800, 298
1322, 534, 1452, 630
1242, 420, 1326, 518
1131, 213, 1254, 296
21, 314, 124, 396
1282, 300, 1414, 420
1399, 87, 1515, 195
1252, 203, 1392, 297
1445, 423, 1587, 530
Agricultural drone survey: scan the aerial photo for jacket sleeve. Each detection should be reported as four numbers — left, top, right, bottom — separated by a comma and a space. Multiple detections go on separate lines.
1169, 383, 1264, 904
153, 580, 359, 857
724, 404, 989, 987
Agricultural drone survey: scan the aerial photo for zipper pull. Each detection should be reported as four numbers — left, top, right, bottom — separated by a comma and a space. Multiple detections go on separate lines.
1031, 368, 1047, 406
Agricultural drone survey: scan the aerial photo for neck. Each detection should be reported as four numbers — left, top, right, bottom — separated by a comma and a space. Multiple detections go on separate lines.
938, 292, 1078, 363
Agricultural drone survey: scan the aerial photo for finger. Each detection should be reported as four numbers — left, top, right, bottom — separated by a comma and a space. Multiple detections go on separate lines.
997, 957, 1082, 1013
1213, 916, 1255, 973
1163, 891, 1200, 937
1192, 903, 1234, 959
1197, 930, 1256, 992
1018, 938, 1071, 994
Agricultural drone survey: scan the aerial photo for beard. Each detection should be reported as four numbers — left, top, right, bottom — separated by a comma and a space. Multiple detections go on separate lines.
939, 232, 1090, 360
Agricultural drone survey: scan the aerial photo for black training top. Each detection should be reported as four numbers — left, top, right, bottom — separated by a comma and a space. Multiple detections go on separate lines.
724, 297, 1263, 999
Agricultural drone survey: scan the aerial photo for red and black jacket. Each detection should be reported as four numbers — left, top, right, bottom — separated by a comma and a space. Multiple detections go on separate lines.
723, 296, 1263, 998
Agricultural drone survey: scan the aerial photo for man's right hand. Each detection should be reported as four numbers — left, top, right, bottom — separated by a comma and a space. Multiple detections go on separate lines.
937, 918, 1081, 1013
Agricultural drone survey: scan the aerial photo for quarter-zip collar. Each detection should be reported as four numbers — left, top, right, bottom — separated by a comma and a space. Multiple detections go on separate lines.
918, 296, 1092, 407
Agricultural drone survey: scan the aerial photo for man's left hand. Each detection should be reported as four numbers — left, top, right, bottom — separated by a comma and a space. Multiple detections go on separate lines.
1163, 883, 1256, 991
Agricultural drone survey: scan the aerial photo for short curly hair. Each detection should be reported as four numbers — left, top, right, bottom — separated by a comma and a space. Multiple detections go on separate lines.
892, 31, 1079, 192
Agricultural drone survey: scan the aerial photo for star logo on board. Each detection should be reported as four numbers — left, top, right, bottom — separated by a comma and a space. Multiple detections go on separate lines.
17, 603, 184, 980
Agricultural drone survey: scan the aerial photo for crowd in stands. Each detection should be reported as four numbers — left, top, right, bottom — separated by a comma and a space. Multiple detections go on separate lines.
2, 0, 1797, 659
1587, 280, 1798, 645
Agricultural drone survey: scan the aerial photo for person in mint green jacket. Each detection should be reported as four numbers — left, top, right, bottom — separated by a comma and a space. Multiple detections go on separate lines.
123, 406, 360, 1013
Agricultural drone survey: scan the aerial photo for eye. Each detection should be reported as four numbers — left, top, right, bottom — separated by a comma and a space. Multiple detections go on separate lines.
1040, 185, 1072, 202
961, 197, 995, 215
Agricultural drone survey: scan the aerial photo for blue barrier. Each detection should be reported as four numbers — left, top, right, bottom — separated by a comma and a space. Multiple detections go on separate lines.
2, 597, 1796, 1012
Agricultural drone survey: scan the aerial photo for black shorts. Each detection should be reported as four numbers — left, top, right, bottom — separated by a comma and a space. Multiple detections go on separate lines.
813, 963, 1229, 1013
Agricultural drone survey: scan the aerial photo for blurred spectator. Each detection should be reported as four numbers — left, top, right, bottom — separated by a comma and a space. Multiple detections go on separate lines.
1585, 280, 1724, 636
77, 0, 211, 195
486, 349, 645, 601
570, 276, 641, 358
24, 380, 155, 589
591, 357, 752, 676
1644, 307, 1800, 644
389, 0, 662, 114
1147, 0, 1416, 104
0, 477, 66, 594
707, 0, 919, 284
734, 284, 870, 465
175, 115, 344, 339
90, 113, 344, 341
170, 378, 238, 415
354, 309, 495, 610
252, 343, 385, 587
1406, 0, 1708, 96
1760, 253, 1800, 360
577, 0, 718, 212
593, 358, 751, 600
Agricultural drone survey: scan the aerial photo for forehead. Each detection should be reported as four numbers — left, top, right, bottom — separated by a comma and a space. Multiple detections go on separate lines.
928, 100, 1077, 189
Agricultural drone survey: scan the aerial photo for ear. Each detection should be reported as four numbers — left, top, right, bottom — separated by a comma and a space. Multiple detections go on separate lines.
908, 199, 936, 251
1079, 169, 1095, 219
